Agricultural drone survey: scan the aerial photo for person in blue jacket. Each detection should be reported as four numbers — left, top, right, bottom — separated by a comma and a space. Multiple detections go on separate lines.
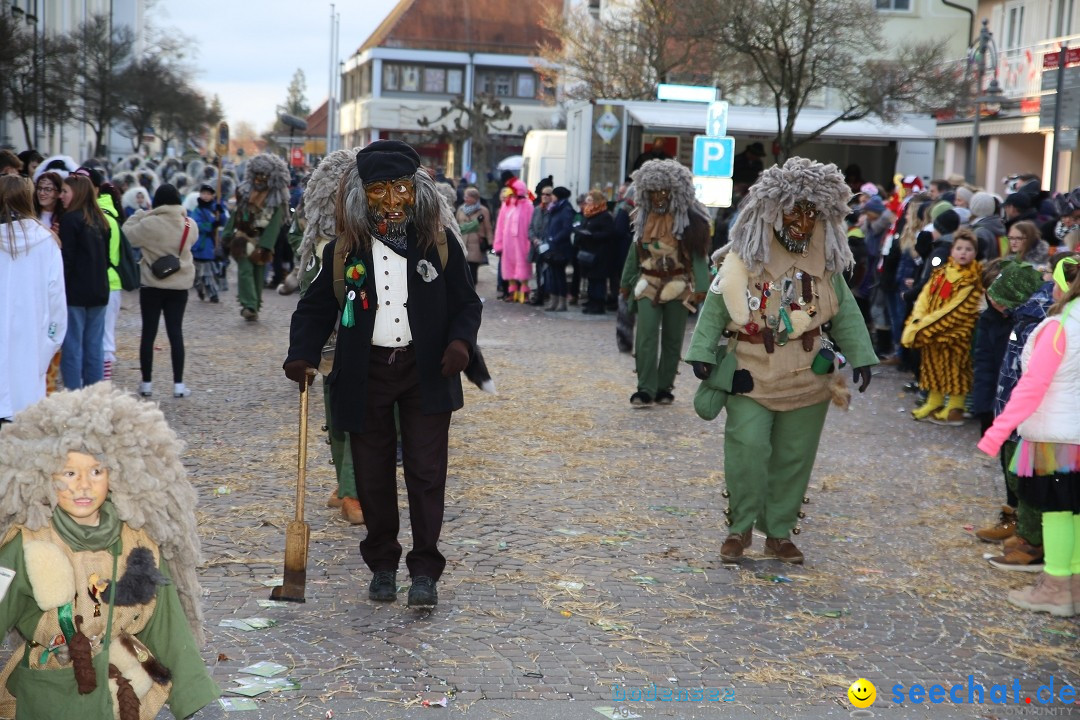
188, 184, 228, 303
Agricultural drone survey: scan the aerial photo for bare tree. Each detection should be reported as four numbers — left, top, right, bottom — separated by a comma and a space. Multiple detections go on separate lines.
539, 0, 733, 101
417, 94, 512, 177
716, 0, 964, 158
0, 16, 38, 147
68, 14, 134, 157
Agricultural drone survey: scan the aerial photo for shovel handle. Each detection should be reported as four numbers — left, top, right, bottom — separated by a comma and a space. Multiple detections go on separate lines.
295, 370, 315, 522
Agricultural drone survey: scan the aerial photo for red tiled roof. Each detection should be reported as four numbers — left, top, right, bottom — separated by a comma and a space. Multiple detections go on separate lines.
359, 0, 554, 55
305, 100, 329, 137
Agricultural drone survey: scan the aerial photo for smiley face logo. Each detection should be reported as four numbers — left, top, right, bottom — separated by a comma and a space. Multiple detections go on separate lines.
848, 678, 876, 708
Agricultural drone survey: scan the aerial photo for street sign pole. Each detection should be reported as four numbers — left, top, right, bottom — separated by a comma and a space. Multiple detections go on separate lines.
692, 101, 734, 208
1051, 46, 1067, 193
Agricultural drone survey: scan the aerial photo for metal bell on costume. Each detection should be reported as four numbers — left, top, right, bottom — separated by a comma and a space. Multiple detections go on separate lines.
797, 511, 806, 519
792, 526, 801, 535
721, 489, 730, 499
802, 497, 810, 504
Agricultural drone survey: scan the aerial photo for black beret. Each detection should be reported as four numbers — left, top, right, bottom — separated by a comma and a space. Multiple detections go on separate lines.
152, 183, 182, 207
1003, 192, 1030, 210
552, 186, 571, 200
933, 208, 960, 235
355, 140, 420, 184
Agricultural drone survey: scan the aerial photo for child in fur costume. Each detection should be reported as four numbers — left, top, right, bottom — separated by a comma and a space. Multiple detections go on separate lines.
902, 229, 983, 424
0, 385, 219, 719
685, 158, 877, 565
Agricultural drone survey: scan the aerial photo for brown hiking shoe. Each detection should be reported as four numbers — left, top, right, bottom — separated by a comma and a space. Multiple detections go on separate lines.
1003, 534, 1032, 551
764, 537, 804, 564
975, 506, 1016, 542
341, 497, 365, 525
720, 530, 752, 562
1007, 573, 1075, 617
1072, 575, 1080, 615
988, 541, 1044, 573
327, 489, 343, 509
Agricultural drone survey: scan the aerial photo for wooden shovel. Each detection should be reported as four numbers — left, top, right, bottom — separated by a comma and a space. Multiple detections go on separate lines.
271, 370, 315, 603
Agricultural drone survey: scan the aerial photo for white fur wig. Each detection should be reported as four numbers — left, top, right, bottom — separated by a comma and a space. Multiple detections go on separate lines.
0, 385, 206, 645
239, 153, 290, 209
724, 157, 854, 275
630, 159, 710, 245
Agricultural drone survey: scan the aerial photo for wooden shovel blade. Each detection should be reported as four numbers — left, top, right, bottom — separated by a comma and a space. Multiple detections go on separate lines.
270, 520, 310, 603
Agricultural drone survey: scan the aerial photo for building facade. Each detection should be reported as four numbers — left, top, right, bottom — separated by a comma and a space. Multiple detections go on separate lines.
937, 0, 1080, 193
338, 0, 559, 179
1, 0, 145, 160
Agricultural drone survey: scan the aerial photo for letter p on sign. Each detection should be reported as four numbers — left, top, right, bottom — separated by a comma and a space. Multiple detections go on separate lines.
693, 136, 735, 178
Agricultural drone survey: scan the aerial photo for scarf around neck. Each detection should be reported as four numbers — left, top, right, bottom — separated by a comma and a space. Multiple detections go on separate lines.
51, 499, 123, 552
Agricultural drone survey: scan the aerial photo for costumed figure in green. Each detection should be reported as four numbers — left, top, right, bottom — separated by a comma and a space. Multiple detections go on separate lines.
619, 159, 711, 407
222, 153, 290, 321
685, 158, 877, 565
0, 384, 219, 719
293, 148, 366, 526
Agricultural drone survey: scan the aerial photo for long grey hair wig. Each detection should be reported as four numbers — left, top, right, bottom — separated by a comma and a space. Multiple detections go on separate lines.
630, 159, 711, 261
725, 157, 854, 275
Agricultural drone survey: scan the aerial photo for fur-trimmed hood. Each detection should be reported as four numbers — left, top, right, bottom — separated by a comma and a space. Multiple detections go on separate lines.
299, 149, 356, 270
0, 385, 206, 644
239, 153, 290, 209
723, 157, 854, 275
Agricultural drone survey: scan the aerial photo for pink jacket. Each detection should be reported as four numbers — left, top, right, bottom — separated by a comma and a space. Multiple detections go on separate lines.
493, 184, 534, 282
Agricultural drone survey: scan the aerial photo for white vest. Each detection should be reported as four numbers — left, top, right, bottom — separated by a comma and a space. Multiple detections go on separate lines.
1017, 309, 1080, 445
371, 239, 413, 348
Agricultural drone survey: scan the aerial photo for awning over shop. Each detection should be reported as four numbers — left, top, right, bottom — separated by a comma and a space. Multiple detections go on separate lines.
935, 114, 1045, 139
621, 102, 935, 141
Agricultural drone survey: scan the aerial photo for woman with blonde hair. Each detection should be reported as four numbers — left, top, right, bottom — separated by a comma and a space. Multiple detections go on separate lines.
0, 176, 66, 423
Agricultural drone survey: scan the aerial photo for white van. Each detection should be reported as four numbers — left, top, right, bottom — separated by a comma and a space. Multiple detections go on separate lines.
520, 130, 567, 193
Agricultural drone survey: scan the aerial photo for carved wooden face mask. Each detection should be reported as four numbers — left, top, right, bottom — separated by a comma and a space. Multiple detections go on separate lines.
648, 188, 672, 214
775, 200, 817, 255
365, 177, 416, 233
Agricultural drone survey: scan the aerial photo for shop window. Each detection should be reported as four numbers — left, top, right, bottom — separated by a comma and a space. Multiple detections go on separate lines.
874, 0, 911, 9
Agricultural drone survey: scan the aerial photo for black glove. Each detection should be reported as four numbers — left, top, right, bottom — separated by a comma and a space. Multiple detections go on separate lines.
853, 366, 872, 393
731, 369, 754, 395
441, 339, 471, 378
283, 360, 316, 388
691, 361, 713, 380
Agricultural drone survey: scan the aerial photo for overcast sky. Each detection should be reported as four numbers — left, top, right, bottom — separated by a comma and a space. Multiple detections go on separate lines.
160, 0, 394, 132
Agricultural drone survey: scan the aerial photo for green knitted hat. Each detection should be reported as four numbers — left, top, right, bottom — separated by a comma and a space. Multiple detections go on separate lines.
929, 201, 954, 221
987, 261, 1044, 310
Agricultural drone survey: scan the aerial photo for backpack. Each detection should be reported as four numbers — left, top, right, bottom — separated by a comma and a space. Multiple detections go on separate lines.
102, 207, 140, 291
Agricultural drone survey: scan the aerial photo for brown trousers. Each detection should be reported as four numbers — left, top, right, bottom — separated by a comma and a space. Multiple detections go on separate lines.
349, 345, 451, 580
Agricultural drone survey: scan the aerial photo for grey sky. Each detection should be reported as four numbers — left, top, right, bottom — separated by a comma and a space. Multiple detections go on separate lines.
160, 0, 394, 132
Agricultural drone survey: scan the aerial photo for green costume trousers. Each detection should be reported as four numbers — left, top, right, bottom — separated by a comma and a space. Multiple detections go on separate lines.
323, 379, 357, 500
1002, 439, 1042, 545
236, 257, 266, 313
723, 395, 830, 538
634, 299, 689, 396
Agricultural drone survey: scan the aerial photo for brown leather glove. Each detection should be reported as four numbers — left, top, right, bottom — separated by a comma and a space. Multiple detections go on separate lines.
251, 247, 274, 265
284, 360, 316, 388
440, 339, 470, 378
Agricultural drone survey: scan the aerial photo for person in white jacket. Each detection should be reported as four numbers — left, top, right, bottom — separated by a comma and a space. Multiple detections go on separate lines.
0, 175, 66, 423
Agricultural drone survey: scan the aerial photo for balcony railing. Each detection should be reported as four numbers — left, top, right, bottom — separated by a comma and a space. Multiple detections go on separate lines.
994, 33, 1080, 101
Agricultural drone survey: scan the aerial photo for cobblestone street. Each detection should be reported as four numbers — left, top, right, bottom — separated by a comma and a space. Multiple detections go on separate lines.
99, 266, 1078, 719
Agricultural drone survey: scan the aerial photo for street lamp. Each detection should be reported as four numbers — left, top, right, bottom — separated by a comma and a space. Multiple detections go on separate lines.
966, 19, 1003, 186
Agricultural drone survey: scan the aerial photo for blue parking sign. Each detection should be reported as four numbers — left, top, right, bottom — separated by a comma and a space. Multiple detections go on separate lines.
692, 136, 734, 178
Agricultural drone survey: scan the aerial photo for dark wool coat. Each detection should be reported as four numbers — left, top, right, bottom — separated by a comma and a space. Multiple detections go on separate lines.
284, 226, 482, 433
970, 305, 1013, 416
59, 211, 109, 307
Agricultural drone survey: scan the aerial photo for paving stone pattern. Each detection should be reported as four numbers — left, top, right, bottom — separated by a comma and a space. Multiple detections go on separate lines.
94, 267, 1077, 719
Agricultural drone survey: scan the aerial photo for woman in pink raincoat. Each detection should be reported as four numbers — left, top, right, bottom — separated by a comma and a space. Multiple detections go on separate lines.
493, 179, 534, 303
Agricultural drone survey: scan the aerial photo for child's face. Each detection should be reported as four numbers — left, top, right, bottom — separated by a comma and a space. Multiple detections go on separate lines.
951, 240, 976, 266
54, 451, 109, 526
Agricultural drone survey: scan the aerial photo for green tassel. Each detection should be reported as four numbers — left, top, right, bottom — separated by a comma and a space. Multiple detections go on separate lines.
779, 307, 793, 334
342, 296, 355, 328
